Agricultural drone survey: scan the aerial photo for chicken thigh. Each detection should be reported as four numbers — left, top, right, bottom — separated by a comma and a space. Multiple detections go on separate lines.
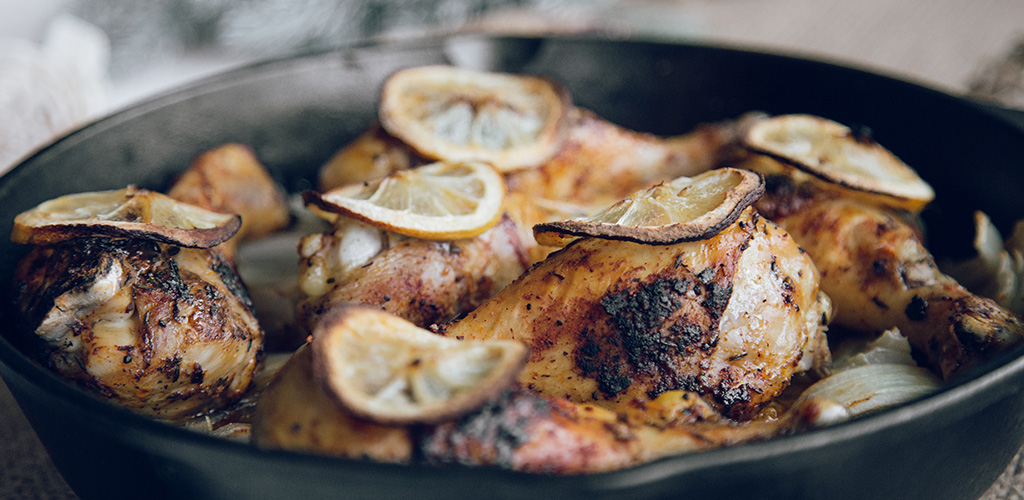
13, 238, 262, 419
442, 207, 831, 420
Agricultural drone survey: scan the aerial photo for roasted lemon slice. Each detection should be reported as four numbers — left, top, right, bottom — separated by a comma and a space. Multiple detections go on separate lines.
533, 168, 764, 246
304, 161, 505, 240
12, 185, 241, 248
742, 114, 935, 210
378, 65, 571, 172
311, 305, 528, 424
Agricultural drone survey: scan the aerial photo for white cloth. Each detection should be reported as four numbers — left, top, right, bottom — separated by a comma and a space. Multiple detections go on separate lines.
0, 14, 109, 173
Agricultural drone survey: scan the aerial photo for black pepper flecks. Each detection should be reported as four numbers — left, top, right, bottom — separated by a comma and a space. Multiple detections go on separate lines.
674, 323, 703, 349
151, 258, 194, 302
212, 256, 254, 310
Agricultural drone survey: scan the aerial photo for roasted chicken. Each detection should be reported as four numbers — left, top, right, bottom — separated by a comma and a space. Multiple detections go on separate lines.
296, 215, 530, 330
12, 237, 262, 419
302, 67, 754, 331
734, 114, 1024, 379
503, 108, 758, 210
442, 207, 831, 420
319, 109, 752, 211
755, 187, 1024, 379
254, 344, 832, 474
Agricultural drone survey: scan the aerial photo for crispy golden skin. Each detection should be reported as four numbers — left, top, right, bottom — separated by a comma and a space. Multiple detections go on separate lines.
12, 238, 263, 419
254, 345, 815, 473
442, 208, 831, 420
503, 109, 753, 210
297, 216, 530, 331
755, 184, 1024, 379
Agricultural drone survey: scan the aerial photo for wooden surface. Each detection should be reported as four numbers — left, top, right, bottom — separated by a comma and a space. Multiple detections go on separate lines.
3, 1, 1024, 499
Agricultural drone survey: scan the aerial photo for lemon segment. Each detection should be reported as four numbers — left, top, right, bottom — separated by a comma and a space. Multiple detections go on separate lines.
311, 306, 528, 424
378, 65, 570, 172
305, 161, 505, 240
534, 168, 764, 247
12, 186, 241, 248
742, 114, 934, 209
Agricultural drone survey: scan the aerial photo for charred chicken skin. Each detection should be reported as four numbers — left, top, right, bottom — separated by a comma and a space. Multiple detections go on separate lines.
12, 238, 262, 419
300, 110, 755, 329
254, 344, 824, 474
442, 207, 831, 420
304, 67, 755, 331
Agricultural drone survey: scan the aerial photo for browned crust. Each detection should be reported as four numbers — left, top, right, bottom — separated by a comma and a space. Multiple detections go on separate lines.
532, 168, 764, 245
310, 305, 529, 425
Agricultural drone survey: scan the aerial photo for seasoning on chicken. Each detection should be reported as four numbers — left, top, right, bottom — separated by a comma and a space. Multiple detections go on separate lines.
734, 114, 1024, 379
297, 160, 530, 330
253, 322, 835, 474
442, 172, 831, 421
10, 187, 263, 419
297, 215, 529, 331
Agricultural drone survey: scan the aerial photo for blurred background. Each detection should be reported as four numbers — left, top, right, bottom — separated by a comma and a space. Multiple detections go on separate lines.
2, 0, 1024, 172
1, 1, 1024, 499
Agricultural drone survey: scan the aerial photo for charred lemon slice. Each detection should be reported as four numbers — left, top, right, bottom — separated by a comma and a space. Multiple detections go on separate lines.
533, 168, 764, 247
742, 114, 935, 210
378, 65, 571, 172
311, 305, 528, 424
12, 185, 241, 248
304, 161, 505, 240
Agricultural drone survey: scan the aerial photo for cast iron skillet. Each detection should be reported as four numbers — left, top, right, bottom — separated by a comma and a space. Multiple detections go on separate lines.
2, 34, 1024, 500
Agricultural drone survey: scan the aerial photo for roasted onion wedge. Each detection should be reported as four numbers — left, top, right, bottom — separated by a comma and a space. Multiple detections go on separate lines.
741, 114, 934, 211
311, 305, 528, 425
11, 185, 241, 248
378, 65, 571, 172
533, 168, 763, 247
304, 161, 505, 240
943, 211, 1024, 315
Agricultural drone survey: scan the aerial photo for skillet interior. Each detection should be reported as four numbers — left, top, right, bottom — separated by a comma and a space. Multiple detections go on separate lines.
1, 35, 1024, 500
